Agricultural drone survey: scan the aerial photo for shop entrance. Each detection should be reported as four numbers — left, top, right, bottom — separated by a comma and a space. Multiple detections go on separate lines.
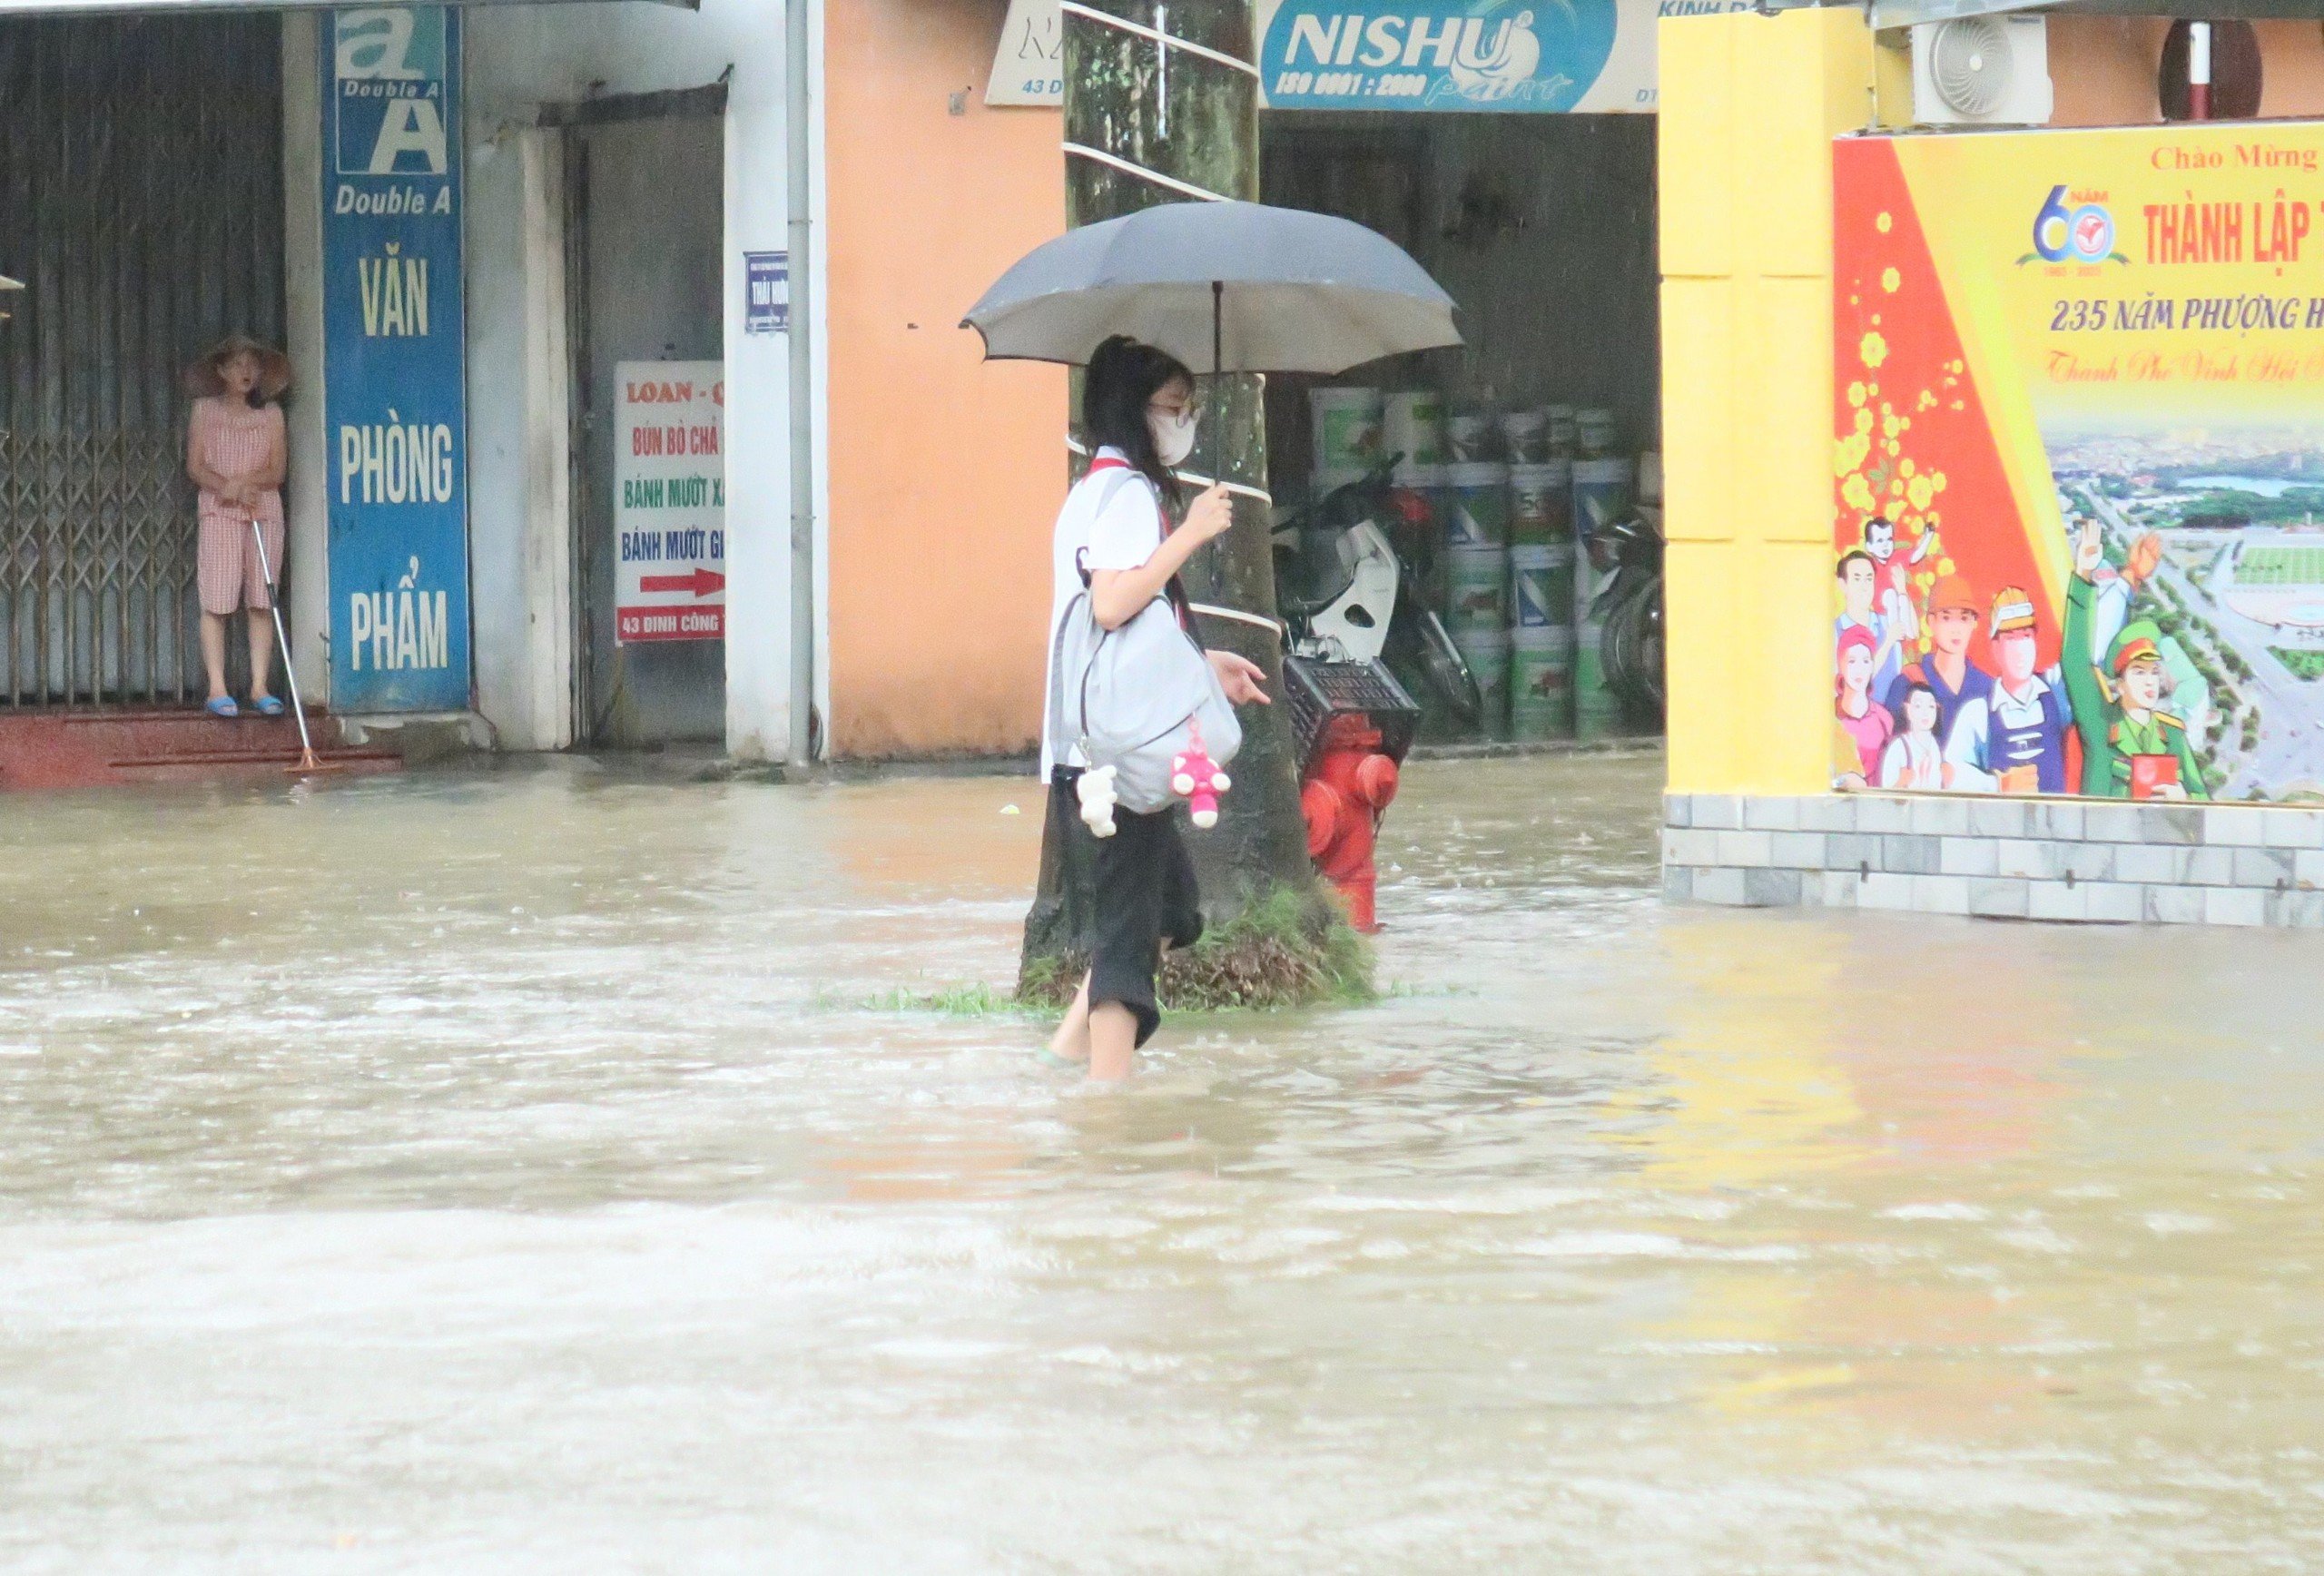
1262, 113, 1663, 744
563, 100, 726, 748
0, 13, 285, 708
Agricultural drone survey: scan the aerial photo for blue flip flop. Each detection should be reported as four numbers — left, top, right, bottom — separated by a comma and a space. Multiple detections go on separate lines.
251, 695, 285, 718
1033, 1047, 1087, 1072
205, 696, 239, 719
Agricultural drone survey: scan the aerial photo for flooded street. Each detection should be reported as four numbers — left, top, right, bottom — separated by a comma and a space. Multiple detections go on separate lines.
2, 752, 2321, 1571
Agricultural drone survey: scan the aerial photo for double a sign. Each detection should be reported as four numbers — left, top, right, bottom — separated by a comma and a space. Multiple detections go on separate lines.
320, 5, 472, 713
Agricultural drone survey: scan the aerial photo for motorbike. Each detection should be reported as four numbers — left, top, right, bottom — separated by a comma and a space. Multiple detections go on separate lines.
1583, 503, 1665, 725
1272, 458, 1483, 729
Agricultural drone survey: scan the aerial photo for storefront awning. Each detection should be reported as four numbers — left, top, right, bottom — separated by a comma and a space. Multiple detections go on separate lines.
0, 0, 694, 12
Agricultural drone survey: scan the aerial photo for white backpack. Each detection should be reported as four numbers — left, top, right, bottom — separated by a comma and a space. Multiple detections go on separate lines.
1049, 472, 1243, 816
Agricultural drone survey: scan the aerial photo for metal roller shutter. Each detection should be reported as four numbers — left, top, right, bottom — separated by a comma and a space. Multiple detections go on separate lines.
0, 12, 283, 706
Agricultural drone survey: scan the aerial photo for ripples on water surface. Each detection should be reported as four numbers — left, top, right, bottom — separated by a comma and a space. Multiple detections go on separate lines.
2, 753, 2321, 1571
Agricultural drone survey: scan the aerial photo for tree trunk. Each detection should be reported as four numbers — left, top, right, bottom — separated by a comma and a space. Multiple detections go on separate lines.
1019, 0, 1337, 996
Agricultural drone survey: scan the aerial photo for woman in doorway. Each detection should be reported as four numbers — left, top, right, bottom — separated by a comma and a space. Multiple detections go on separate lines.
185, 335, 291, 718
1042, 336, 1269, 1081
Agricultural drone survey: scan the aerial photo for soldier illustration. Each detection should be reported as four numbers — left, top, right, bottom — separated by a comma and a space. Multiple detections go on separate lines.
2063, 517, 2206, 801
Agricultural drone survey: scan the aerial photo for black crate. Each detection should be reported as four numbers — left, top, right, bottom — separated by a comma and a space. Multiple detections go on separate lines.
1282, 655, 1421, 778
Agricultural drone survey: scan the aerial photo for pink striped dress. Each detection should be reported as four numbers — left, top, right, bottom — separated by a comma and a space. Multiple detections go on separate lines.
191, 396, 286, 616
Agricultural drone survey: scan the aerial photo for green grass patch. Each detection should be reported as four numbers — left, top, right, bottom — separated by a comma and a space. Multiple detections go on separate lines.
2270, 646, 2324, 681
1019, 884, 1376, 1012
814, 982, 1039, 1019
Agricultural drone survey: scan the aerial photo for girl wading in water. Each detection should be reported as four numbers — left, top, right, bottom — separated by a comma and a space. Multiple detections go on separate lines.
185, 336, 292, 718
1042, 337, 1269, 1080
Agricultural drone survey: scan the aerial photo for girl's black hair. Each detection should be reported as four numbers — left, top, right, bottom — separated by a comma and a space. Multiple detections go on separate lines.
1899, 680, 1938, 725
1083, 335, 1194, 507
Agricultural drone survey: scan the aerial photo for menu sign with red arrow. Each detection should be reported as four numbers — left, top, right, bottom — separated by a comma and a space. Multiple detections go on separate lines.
614, 360, 725, 644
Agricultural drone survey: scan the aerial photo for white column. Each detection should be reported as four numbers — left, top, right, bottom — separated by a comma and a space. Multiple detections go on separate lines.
720, 17, 803, 762
517, 127, 576, 751
281, 14, 330, 704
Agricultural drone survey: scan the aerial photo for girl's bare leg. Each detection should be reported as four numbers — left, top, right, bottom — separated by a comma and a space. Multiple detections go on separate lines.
245, 609, 275, 703
1087, 1003, 1137, 1082
1049, 971, 1093, 1064
200, 613, 231, 703
1088, 941, 1166, 1082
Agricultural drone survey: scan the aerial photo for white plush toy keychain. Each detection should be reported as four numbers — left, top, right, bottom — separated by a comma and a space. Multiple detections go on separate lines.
1077, 764, 1120, 839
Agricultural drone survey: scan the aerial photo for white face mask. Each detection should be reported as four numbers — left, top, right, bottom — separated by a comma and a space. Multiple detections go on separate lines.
1149, 407, 1198, 468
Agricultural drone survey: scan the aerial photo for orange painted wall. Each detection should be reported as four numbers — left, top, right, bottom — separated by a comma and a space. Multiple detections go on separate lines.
823, 0, 1065, 759
2048, 17, 2324, 125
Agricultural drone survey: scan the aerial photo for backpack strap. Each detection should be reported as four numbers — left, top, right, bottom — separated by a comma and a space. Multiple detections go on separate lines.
1048, 588, 1088, 762
1074, 466, 1143, 588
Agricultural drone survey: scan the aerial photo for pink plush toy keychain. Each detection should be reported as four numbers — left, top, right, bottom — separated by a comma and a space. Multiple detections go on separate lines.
1170, 724, 1231, 830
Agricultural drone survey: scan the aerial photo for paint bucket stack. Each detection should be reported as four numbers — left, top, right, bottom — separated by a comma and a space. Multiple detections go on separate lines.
1500, 409, 1550, 466
1445, 411, 1495, 464
1546, 405, 1578, 458
1303, 389, 1652, 744
1508, 456, 1576, 741
1382, 389, 1449, 539
1442, 457, 1510, 738
1310, 386, 1384, 496
1571, 419, 1634, 739
1381, 389, 1446, 479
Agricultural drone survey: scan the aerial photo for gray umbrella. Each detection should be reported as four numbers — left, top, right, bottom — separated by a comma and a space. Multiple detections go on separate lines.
962, 200, 1461, 376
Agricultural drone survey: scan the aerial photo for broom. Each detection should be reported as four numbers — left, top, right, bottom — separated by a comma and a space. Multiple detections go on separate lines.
247, 516, 344, 775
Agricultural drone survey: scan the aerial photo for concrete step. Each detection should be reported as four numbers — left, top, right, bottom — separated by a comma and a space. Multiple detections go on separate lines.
106, 748, 402, 784
0, 705, 403, 791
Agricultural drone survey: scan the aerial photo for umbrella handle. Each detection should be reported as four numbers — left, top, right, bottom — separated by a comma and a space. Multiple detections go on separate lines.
1209, 278, 1226, 500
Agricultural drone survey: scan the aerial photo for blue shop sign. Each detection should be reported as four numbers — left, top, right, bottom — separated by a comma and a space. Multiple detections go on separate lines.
319, 5, 473, 713
1257, 0, 1718, 113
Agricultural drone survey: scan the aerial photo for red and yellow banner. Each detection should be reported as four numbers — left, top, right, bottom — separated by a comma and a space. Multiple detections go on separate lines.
1834, 123, 2324, 802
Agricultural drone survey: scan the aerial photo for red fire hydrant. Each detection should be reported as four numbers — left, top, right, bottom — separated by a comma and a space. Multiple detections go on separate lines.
1301, 714, 1401, 933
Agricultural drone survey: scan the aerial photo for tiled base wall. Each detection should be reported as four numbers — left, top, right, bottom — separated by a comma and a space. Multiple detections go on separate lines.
1663, 792, 2324, 927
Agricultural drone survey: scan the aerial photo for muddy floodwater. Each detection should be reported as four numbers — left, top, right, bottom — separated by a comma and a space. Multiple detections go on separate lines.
3, 752, 2321, 1571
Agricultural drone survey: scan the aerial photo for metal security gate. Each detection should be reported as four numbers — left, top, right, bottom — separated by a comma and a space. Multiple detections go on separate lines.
0, 14, 284, 707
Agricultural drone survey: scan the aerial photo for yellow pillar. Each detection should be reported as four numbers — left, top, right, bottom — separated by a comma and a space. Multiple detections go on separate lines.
1659, 7, 1875, 795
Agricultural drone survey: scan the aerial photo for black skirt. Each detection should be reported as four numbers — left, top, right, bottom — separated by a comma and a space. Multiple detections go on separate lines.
1050, 768, 1204, 1048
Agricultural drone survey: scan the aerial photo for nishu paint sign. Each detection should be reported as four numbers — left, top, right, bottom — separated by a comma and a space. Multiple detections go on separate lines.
986, 0, 1748, 114
1254, 0, 1749, 113
1832, 122, 2324, 803
320, 5, 472, 711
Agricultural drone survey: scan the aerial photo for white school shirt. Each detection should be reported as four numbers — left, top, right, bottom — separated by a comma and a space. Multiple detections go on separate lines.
1041, 448, 1167, 779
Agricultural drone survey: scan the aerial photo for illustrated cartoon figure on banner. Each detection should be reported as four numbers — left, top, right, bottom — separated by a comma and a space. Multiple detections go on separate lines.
1944, 587, 2073, 794
1880, 682, 1955, 790
1835, 623, 1896, 787
2064, 518, 2208, 801
1863, 514, 1934, 654
1835, 547, 1903, 703
1886, 571, 1992, 745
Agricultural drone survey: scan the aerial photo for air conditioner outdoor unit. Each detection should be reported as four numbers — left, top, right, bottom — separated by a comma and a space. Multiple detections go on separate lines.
1910, 15, 2053, 126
